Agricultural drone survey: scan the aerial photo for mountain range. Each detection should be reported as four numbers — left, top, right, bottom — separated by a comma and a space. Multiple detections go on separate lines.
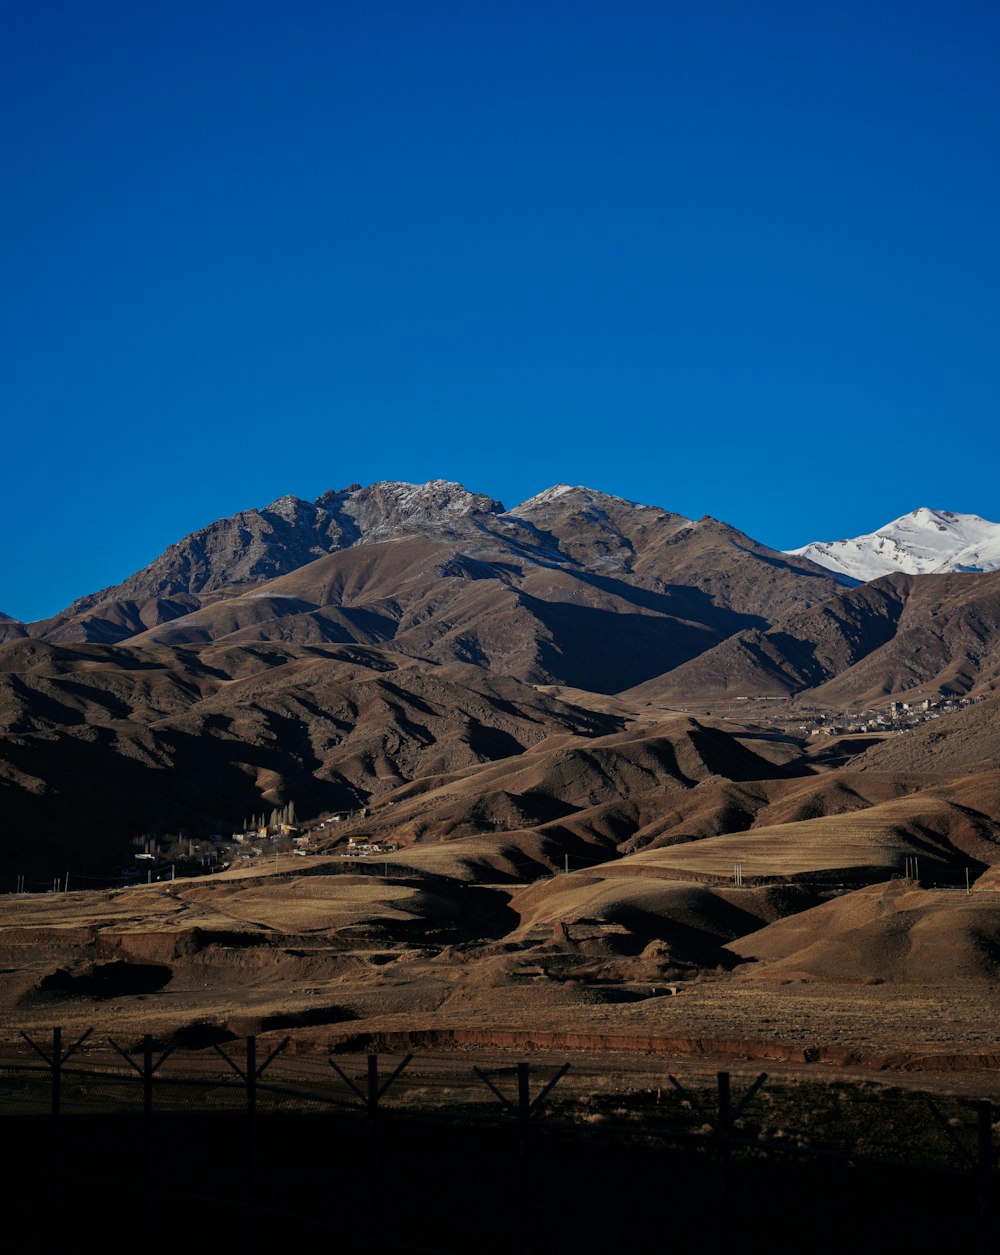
4, 482, 998, 705
2, 479, 1000, 875
0, 481, 844, 691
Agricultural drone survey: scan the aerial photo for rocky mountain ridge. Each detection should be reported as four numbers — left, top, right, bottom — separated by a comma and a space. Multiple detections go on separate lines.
4, 481, 1000, 705
0, 483, 843, 688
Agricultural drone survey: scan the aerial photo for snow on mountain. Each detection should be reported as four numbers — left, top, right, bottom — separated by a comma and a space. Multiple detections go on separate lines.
510, 483, 689, 523
786, 508, 1000, 583
332, 479, 506, 543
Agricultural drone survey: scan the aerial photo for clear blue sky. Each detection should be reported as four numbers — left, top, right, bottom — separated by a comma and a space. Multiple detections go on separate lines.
3, 1, 999, 621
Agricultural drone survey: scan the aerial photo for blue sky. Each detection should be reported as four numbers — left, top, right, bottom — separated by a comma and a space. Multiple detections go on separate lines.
2, 1, 999, 621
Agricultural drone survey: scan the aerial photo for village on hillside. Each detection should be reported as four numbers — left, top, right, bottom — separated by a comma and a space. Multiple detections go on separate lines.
794, 693, 984, 737
704, 692, 984, 739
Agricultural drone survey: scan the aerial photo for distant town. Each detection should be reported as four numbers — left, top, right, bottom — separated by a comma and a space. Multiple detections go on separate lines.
707, 692, 985, 738
790, 694, 982, 737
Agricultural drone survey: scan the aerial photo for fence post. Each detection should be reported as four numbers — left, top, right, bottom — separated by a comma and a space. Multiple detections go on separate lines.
50, 1026, 62, 1225
245, 1034, 258, 1185
244, 1035, 256, 1245
19, 1026, 92, 1234
367, 1055, 381, 1217
142, 1035, 154, 1120
50, 1027, 62, 1118
213, 1033, 288, 1243
366, 1054, 380, 1167
330, 1051, 414, 1171
517, 1063, 531, 1160
108, 1032, 176, 1223
473, 1061, 570, 1162
977, 1100, 994, 1253
668, 1069, 765, 1250
142, 1035, 154, 1218
717, 1071, 732, 1243
329, 1051, 413, 1231
472, 1061, 569, 1250
18, 1025, 92, 1112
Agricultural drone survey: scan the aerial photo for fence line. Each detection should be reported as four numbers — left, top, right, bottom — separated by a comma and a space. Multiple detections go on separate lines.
0, 1026, 996, 1251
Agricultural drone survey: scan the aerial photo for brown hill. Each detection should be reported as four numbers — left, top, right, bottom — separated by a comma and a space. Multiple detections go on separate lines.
727, 879, 1000, 983
312, 720, 1000, 890
509, 486, 839, 617
7, 482, 1000, 1057
0, 611, 26, 644
504, 876, 821, 969
628, 569, 1000, 705
853, 695, 1000, 775
114, 537, 731, 691
326, 715, 794, 873
12, 479, 1000, 714
614, 791, 998, 882
0, 637, 618, 876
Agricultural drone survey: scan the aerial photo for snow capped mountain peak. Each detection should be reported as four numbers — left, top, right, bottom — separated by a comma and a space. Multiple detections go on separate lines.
786, 508, 1000, 583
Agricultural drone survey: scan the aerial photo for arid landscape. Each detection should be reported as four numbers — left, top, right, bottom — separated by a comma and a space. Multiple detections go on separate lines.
1, 482, 999, 1101
7, 9, 999, 1245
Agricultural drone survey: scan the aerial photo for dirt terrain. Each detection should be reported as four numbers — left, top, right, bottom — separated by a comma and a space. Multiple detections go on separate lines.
2, 702, 1000, 1087
2, 838, 998, 1093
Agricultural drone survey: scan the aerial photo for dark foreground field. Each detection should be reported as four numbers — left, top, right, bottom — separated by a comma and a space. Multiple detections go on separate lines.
0, 1051, 994, 1255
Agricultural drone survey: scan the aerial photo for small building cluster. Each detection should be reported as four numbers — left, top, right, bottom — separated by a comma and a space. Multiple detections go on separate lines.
340, 837, 399, 858
800, 694, 982, 737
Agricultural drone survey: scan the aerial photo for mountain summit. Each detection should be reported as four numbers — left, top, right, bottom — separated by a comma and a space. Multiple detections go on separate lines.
785, 508, 1000, 583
